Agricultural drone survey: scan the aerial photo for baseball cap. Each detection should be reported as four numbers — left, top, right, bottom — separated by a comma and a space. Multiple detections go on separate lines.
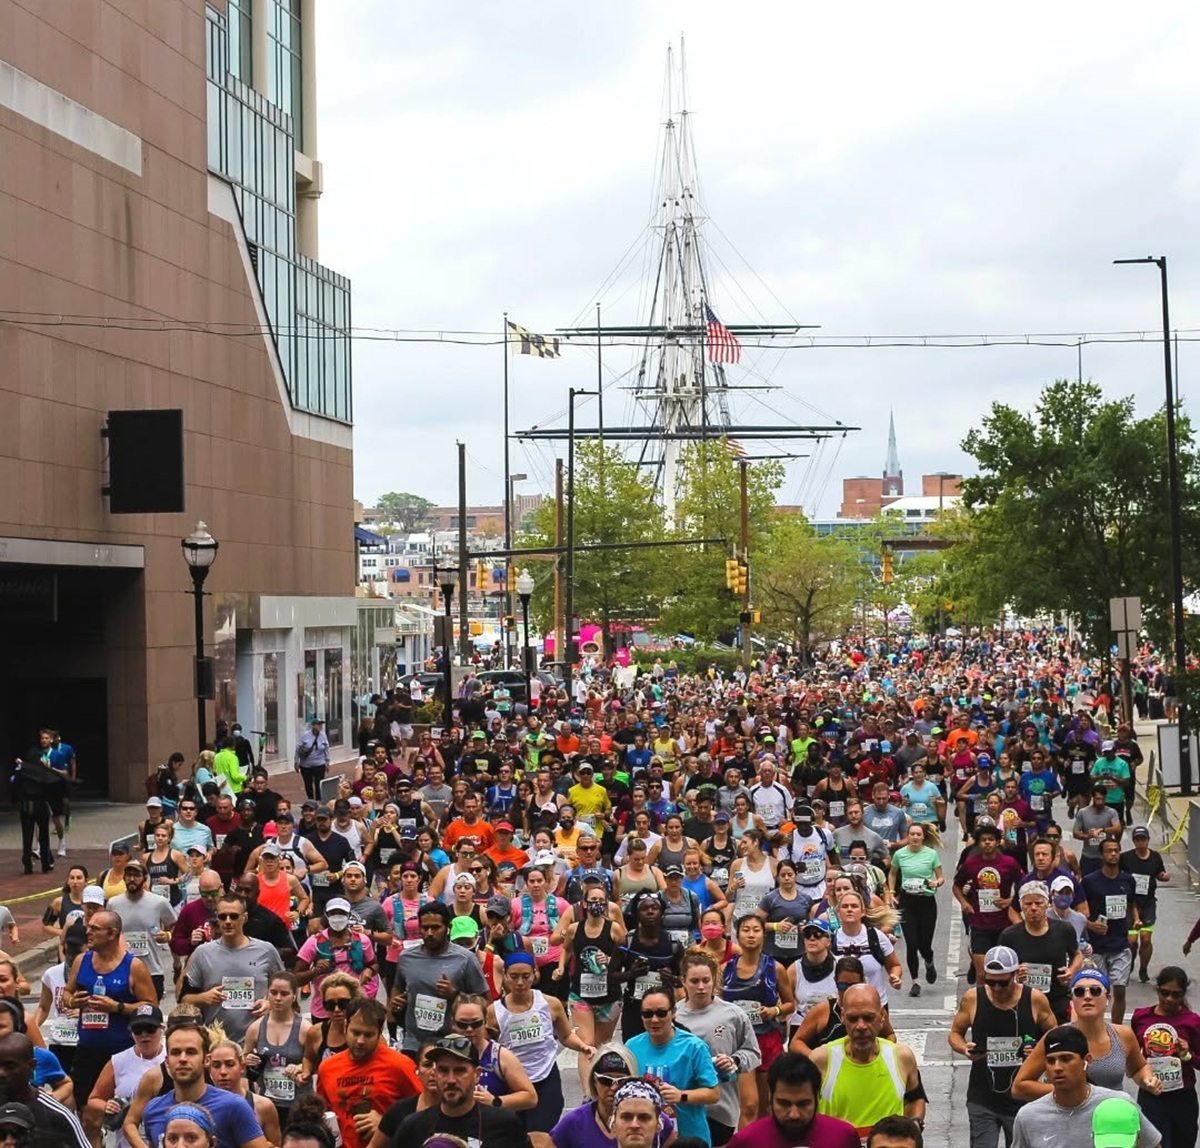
123, 856, 146, 872
432, 1034, 479, 1065
485, 895, 511, 920
494, 821, 514, 833
1092, 1097, 1141, 1148
301, 799, 320, 811
129, 1004, 164, 1032
1050, 874, 1075, 893
1044, 1025, 1091, 1058
145, 796, 163, 808
186, 843, 208, 855
399, 825, 418, 840
530, 849, 559, 868
450, 916, 480, 942
795, 805, 814, 821
663, 865, 684, 877
395, 777, 413, 788
471, 731, 487, 740
977, 753, 992, 767
713, 811, 731, 824
593, 1049, 631, 1075
577, 764, 594, 774
1101, 740, 1116, 752
983, 946, 1020, 975
82, 886, 107, 905
1019, 880, 1049, 901
1131, 825, 1150, 839
325, 897, 351, 915
0, 1103, 35, 1132
314, 805, 332, 818
453, 872, 477, 887
801, 918, 831, 937
260, 842, 282, 858
348, 796, 363, 808
343, 861, 367, 876
275, 810, 294, 823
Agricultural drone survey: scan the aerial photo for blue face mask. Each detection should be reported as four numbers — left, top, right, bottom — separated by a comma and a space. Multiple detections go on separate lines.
1052, 893, 1072, 910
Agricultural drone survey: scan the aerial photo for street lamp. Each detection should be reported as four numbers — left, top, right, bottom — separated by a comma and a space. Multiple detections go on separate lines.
505, 472, 528, 668
180, 521, 219, 752
933, 471, 955, 638
516, 567, 535, 704
1114, 255, 1191, 795
438, 569, 457, 725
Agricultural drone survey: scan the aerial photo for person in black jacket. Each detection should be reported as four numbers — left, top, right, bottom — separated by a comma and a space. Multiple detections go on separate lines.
11, 758, 56, 874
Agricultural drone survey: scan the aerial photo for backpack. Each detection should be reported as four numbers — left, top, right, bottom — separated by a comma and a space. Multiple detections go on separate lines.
831, 924, 887, 967
316, 930, 370, 973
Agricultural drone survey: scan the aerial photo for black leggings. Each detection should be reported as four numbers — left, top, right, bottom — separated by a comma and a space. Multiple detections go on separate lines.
300, 765, 327, 799
898, 891, 938, 977
1140, 1088, 1199, 1148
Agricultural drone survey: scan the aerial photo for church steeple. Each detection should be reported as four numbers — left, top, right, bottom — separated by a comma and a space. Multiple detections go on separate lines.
883, 409, 903, 496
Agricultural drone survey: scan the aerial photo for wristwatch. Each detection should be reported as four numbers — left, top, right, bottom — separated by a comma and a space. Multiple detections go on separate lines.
679, 1092, 689, 1105
492, 1095, 503, 1107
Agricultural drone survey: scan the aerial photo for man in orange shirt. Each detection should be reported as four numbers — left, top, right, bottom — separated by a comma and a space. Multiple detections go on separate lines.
940, 712, 979, 752
441, 793, 497, 854
554, 721, 581, 760
484, 822, 529, 892
317, 998, 420, 1148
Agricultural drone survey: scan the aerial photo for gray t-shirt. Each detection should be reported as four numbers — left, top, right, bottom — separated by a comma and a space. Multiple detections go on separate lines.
345, 894, 388, 938
1012, 1084, 1160, 1148
391, 942, 487, 1050
1073, 806, 1121, 860
832, 823, 890, 864
675, 998, 760, 1128
183, 936, 283, 1041
108, 892, 178, 976
420, 783, 454, 821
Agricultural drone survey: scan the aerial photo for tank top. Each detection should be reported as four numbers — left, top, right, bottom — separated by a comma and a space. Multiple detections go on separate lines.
822, 780, 851, 826
661, 891, 700, 947
656, 838, 688, 871
56, 896, 86, 931
40, 964, 78, 1048
731, 857, 774, 920
495, 991, 558, 1083
1086, 1023, 1128, 1089
145, 852, 183, 906
790, 958, 837, 1030
477, 1040, 510, 1097
316, 1018, 346, 1063
570, 917, 618, 1004
682, 874, 712, 912
966, 984, 1038, 1112
273, 835, 310, 878
372, 827, 406, 871
706, 840, 737, 888
622, 929, 679, 1003
722, 952, 779, 1034
811, 997, 848, 1047
820, 1037, 906, 1139
257, 873, 292, 925
100, 868, 128, 900
256, 1014, 307, 1105
110, 1043, 166, 1148
730, 813, 755, 841
618, 866, 660, 907
76, 950, 136, 1052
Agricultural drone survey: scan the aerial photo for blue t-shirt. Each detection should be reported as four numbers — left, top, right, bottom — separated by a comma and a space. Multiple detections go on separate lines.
627, 1028, 719, 1144
899, 781, 941, 823
143, 1085, 262, 1148
1082, 869, 1138, 953
33, 1046, 66, 1087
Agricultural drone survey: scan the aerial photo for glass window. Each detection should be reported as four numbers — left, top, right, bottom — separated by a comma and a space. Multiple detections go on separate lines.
324, 649, 344, 744
302, 648, 317, 721
263, 652, 280, 758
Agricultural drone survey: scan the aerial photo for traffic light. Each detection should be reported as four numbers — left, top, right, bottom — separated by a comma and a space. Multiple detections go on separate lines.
735, 562, 749, 595
503, 615, 516, 631
725, 558, 740, 590
881, 550, 894, 584
751, 609, 761, 625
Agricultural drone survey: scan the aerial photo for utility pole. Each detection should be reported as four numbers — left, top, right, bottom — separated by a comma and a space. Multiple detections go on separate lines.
457, 442, 470, 662
739, 459, 751, 664
565, 389, 577, 702
554, 458, 564, 671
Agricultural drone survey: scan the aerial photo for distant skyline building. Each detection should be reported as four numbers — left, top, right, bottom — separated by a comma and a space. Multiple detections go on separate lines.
838, 414, 961, 519
882, 409, 903, 497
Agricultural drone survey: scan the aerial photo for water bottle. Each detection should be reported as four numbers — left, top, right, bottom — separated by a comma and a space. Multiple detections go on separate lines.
93, 976, 106, 998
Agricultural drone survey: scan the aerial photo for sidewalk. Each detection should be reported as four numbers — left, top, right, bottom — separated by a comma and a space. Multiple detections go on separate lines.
1, 756, 357, 975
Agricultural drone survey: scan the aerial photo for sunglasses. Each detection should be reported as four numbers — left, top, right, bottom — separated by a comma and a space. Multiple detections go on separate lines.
594, 1074, 629, 1088
1072, 984, 1106, 998
985, 978, 1014, 987
835, 981, 860, 992
454, 1018, 485, 1030
179, 805, 197, 811
469, 867, 484, 874
216, 912, 242, 921
640, 1008, 671, 1019
323, 998, 350, 1010
200, 890, 222, 899
1158, 987, 1186, 999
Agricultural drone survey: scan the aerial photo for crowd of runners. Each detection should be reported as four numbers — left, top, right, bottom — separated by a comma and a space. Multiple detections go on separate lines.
2, 632, 1196, 1148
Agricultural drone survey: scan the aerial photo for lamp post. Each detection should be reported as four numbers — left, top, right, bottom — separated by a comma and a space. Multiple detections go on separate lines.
1114, 255, 1191, 795
933, 471, 955, 638
438, 569, 457, 727
516, 567, 535, 705
180, 521, 219, 752
505, 472, 528, 668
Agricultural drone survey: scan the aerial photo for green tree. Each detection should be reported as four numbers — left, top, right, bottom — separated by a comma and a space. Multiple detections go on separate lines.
656, 444, 784, 642
755, 516, 860, 657
374, 492, 434, 532
521, 440, 667, 655
957, 379, 1200, 651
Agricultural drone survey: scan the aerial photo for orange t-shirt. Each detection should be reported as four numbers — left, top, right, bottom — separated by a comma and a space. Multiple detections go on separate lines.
442, 818, 497, 853
318, 1043, 421, 1148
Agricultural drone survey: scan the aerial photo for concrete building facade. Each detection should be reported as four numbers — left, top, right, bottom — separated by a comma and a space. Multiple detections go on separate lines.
0, 0, 357, 796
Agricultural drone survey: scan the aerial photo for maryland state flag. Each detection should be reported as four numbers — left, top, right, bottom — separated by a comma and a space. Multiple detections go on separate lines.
507, 320, 561, 359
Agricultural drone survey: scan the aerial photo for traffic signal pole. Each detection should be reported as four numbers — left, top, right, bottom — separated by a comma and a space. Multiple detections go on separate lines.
740, 460, 751, 664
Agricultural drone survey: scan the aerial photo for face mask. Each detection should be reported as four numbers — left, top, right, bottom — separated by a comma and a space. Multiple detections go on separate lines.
1052, 894, 1072, 910
586, 902, 607, 917
326, 914, 349, 932
701, 923, 725, 941
561, 819, 575, 830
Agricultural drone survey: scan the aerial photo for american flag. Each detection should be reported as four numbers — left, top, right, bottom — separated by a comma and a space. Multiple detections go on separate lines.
704, 302, 741, 364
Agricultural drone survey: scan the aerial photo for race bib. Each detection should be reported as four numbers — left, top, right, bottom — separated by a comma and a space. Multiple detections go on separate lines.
986, 1036, 1022, 1068
973, 797, 988, 815
668, 929, 691, 947
902, 878, 927, 896
711, 868, 729, 887
736, 1000, 763, 1026
735, 895, 759, 919
1025, 963, 1052, 992
633, 976, 659, 999
81, 1009, 109, 1030
1105, 895, 1128, 920
126, 930, 152, 957
530, 935, 549, 958
1071, 761, 1085, 774
377, 848, 396, 866
263, 1068, 295, 1101
802, 857, 825, 881
911, 803, 928, 819
1149, 1056, 1184, 1092
311, 871, 330, 887
49, 1018, 79, 1046
414, 992, 447, 1031
508, 1015, 545, 1046
1133, 874, 1151, 896
1030, 795, 1044, 812
223, 977, 255, 1010
828, 801, 845, 820
978, 888, 1000, 913
774, 926, 798, 949
215, 834, 227, 849
580, 972, 608, 998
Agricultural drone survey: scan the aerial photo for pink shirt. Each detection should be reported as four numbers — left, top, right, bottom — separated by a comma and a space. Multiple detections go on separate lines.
298, 929, 380, 1017
510, 894, 569, 966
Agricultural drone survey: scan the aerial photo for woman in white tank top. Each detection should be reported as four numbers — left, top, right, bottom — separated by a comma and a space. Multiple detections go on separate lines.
727, 829, 778, 922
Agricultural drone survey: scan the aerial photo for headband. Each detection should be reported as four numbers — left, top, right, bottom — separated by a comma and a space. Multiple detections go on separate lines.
1071, 968, 1112, 991
165, 1104, 216, 1136
0, 999, 25, 1032
504, 951, 536, 969
613, 1080, 664, 1114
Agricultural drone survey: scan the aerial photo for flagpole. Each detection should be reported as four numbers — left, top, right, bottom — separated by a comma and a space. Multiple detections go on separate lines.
503, 311, 513, 668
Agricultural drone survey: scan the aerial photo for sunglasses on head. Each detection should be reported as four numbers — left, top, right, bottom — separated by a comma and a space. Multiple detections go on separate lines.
641, 1007, 671, 1019
1073, 984, 1105, 998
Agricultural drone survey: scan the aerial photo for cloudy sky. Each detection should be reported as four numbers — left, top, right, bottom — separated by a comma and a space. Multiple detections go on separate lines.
317, 2, 1200, 518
